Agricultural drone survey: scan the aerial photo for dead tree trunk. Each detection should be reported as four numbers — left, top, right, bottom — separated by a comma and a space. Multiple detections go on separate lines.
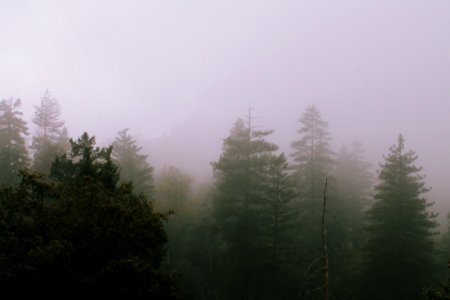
321, 178, 329, 300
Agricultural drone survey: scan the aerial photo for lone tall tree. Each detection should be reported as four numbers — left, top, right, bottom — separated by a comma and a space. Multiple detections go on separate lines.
362, 134, 437, 300
31, 90, 69, 175
0, 98, 29, 186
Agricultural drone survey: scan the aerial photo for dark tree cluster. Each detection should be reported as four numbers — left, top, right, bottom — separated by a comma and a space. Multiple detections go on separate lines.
0, 91, 175, 298
0, 133, 176, 299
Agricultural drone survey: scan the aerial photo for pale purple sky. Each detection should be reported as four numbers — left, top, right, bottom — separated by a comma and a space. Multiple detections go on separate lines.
1, 0, 450, 212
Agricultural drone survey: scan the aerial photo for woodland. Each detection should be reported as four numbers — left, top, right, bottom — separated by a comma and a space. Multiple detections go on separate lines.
0, 91, 449, 299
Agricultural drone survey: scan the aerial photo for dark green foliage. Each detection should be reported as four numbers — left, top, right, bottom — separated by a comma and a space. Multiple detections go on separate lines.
31, 90, 69, 175
213, 118, 290, 299
425, 262, 450, 300
261, 153, 299, 299
112, 129, 154, 196
178, 184, 223, 300
362, 135, 438, 300
0, 98, 29, 186
0, 133, 176, 299
50, 132, 119, 191
437, 213, 450, 273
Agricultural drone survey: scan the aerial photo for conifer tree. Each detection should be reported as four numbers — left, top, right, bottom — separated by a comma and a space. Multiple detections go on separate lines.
0, 98, 29, 186
362, 134, 437, 300
262, 153, 299, 298
212, 116, 278, 299
291, 105, 334, 203
50, 132, 119, 191
291, 105, 334, 298
31, 90, 69, 175
112, 129, 154, 196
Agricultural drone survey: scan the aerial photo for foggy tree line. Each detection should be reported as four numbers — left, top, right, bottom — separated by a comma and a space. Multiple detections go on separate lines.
0, 91, 449, 299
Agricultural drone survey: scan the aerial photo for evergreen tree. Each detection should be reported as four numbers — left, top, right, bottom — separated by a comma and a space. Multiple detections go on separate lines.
291, 105, 334, 204
362, 134, 438, 300
212, 117, 278, 299
0, 98, 29, 186
112, 129, 154, 196
262, 153, 299, 299
50, 132, 119, 191
31, 90, 69, 175
291, 105, 334, 298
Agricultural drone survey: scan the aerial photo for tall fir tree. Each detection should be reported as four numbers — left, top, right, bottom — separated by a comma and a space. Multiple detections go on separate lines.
362, 134, 438, 300
31, 90, 69, 175
0, 98, 29, 186
212, 116, 278, 299
112, 129, 154, 196
291, 105, 334, 203
261, 153, 299, 299
291, 105, 334, 298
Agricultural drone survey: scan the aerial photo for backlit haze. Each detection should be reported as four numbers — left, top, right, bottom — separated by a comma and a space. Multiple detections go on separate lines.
1, 1, 450, 218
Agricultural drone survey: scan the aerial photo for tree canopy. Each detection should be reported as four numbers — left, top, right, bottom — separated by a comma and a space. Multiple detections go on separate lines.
31, 90, 69, 175
362, 135, 437, 300
0, 132, 176, 299
0, 98, 29, 186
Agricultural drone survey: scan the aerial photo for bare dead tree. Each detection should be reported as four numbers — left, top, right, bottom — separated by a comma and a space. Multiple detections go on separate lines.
321, 178, 329, 300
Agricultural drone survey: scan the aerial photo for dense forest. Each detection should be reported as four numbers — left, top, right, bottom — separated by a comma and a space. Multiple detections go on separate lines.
0, 91, 450, 300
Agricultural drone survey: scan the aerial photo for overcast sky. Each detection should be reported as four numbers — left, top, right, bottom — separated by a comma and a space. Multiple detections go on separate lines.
1, 0, 450, 211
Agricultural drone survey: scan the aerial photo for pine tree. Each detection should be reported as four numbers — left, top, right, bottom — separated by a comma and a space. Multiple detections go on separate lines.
362, 134, 437, 300
291, 105, 334, 204
212, 116, 278, 299
31, 90, 69, 175
262, 153, 299, 299
291, 105, 334, 298
50, 132, 119, 191
0, 98, 29, 186
112, 129, 154, 196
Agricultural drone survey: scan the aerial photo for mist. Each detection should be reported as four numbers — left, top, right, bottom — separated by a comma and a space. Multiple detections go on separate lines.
1, 1, 450, 299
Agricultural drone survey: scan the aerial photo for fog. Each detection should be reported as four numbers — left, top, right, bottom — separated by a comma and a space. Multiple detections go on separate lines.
2, 0, 450, 214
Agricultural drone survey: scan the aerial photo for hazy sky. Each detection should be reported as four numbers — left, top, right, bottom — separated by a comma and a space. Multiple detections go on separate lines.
1, 1, 450, 210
